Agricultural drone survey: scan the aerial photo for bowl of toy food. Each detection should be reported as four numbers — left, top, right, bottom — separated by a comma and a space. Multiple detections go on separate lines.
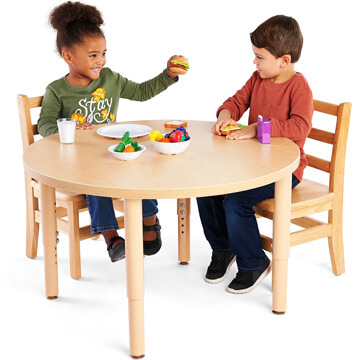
108, 131, 146, 160
149, 127, 191, 155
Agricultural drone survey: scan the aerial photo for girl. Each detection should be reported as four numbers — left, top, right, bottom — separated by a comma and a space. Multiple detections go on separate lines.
38, 1, 185, 262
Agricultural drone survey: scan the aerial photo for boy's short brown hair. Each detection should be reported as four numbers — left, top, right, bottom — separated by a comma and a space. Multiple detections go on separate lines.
250, 15, 303, 63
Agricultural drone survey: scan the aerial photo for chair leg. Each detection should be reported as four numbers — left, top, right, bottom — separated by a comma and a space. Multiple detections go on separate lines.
25, 174, 39, 258
67, 201, 82, 279
328, 208, 345, 275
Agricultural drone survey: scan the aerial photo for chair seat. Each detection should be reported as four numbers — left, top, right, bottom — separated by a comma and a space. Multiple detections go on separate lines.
254, 179, 335, 219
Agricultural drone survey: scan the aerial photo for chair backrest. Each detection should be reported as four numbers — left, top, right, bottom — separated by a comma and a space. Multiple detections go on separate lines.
306, 100, 352, 195
17, 94, 43, 151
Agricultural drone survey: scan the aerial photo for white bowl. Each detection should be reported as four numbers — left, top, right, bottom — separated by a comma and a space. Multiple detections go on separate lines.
152, 137, 191, 155
108, 144, 146, 160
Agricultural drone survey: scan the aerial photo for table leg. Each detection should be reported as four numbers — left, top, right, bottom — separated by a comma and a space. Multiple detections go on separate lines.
272, 175, 292, 314
177, 198, 191, 265
125, 199, 145, 359
39, 183, 59, 299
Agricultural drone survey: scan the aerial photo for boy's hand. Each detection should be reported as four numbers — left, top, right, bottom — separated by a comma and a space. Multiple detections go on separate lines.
212, 109, 237, 135
226, 123, 257, 140
166, 55, 183, 78
76, 122, 94, 130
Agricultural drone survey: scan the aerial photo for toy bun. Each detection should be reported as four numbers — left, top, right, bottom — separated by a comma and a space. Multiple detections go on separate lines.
170, 56, 189, 74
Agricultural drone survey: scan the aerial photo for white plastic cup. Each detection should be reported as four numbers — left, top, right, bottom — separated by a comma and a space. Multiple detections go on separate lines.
57, 118, 76, 144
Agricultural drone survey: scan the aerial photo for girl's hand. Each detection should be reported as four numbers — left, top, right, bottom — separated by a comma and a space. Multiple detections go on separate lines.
76, 122, 94, 130
212, 109, 237, 135
166, 55, 182, 78
226, 123, 257, 140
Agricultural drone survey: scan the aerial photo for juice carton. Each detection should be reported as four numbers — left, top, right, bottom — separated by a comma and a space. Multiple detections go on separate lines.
257, 115, 271, 144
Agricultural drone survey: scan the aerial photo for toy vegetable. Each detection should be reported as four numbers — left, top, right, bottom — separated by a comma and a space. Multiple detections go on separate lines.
115, 131, 141, 152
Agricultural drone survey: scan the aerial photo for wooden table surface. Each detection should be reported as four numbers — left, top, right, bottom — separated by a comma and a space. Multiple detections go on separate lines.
24, 120, 299, 199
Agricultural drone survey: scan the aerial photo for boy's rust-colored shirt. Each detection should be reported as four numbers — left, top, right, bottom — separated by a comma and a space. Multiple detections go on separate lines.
217, 71, 313, 182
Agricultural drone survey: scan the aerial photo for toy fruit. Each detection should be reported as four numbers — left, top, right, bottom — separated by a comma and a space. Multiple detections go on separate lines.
149, 130, 164, 142
169, 130, 184, 142
158, 137, 171, 143
165, 126, 189, 141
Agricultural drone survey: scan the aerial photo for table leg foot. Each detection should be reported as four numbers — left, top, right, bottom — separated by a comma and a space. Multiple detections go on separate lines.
47, 296, 58, 300
179, 261, 189, 265
131, 355, 145, 359
272, 310, 286, 315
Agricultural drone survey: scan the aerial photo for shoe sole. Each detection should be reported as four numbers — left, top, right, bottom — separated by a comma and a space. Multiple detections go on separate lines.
205, 255, 236, 284
111, 254, 126, 263
226, 261, 272, 294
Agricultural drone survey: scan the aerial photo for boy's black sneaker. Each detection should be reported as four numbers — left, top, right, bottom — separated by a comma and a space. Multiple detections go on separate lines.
227, 256, 271, 294
205, 249, 236, 284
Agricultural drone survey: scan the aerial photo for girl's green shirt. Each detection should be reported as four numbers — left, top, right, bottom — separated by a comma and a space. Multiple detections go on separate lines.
38, 68, 178, 137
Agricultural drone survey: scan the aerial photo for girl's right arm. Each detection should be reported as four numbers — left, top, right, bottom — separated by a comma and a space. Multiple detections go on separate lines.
117, 70, 178, 102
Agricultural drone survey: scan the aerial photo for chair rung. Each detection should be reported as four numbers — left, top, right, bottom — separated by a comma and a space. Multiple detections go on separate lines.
290, 224, 332, 246
307, 155, 331, 173
308, 128, 334, 144
291, 216, 326, 229
261, 222, 332, 251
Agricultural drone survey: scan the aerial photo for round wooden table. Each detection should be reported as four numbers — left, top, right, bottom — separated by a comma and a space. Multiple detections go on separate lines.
23, 120, 299, 358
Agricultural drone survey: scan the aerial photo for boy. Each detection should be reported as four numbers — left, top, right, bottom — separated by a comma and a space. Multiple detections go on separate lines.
197, 15, 313, 294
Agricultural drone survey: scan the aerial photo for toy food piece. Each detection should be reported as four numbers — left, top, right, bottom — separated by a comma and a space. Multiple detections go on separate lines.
158, 138, 171, 143
169, 130, 184, 142
115, 131, 141, 152
170, 56, 190, 74
220, 123, 246, 135
150, 126, 190, 143
149, 130, 164, 142
164, 120, 187, 128
123, 145, 135, 152
164, 126, 190, 142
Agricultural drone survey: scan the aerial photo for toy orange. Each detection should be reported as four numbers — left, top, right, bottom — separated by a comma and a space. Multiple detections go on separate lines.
158, 138, 171, 143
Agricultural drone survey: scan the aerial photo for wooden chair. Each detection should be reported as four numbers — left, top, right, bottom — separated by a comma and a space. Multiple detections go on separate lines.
18, 94, 125, 280
254, 100, 351, 275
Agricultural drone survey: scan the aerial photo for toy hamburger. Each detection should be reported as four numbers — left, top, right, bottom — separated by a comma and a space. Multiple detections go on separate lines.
170, 56, 190, 74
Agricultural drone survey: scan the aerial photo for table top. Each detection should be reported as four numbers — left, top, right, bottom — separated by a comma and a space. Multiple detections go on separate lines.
23, 120, 300, 199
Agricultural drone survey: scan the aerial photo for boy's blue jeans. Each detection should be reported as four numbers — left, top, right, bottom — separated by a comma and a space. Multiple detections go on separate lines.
86, 195, 158, 235
196, 175, 299, 272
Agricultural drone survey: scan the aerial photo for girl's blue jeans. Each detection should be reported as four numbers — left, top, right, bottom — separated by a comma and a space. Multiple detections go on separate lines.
196, 175, 299, 272
86, 195, 158, 235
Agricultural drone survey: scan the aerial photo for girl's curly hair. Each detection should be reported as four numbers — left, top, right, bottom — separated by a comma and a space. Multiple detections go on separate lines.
50, 1, 104, 54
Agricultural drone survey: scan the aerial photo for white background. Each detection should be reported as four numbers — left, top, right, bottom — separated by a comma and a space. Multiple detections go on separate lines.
2, 0, 359, 359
